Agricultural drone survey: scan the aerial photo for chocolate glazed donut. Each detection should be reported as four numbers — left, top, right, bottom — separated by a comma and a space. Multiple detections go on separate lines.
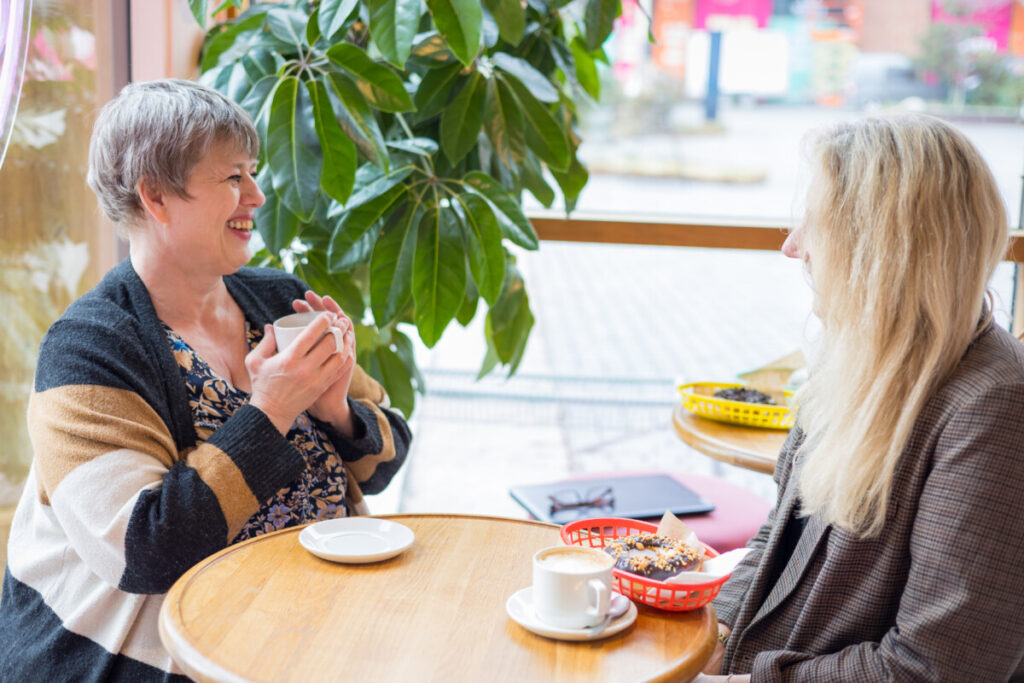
603, 533, 703, 581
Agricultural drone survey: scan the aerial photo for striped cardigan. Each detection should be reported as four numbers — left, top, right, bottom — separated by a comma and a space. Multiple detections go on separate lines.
0, 259, 410, 681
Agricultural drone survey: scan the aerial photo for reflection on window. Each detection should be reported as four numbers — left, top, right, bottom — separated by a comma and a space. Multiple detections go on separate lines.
0, 3, 107, 503
536, 0, 1024, 227
0, 0, 33, 168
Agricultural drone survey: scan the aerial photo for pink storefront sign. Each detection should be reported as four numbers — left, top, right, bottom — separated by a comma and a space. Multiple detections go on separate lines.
932, 0, 1013, 52
694, 0, 773, 30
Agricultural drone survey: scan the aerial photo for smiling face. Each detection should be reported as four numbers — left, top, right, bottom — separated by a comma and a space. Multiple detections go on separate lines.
154, 138, 265, 277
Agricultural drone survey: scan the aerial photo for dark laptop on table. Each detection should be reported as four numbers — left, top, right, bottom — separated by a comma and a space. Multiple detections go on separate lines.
509, 473, 715, 525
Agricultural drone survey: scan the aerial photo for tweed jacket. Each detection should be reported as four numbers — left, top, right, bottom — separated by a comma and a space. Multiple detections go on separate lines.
714, 322, 1024, 682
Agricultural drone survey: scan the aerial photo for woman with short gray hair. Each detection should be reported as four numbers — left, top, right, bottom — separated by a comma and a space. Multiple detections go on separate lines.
0, 79, 411, 681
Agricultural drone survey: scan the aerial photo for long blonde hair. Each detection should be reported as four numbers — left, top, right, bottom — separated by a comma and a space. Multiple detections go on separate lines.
796, 114, 1008, 537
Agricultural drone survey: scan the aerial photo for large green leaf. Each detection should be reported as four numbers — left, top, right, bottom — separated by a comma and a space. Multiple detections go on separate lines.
240, 76, 279, 145
584, 0, 620, 52
266, 7, 309, 49
413, 207, 467, 347
368, 0, 421, 68
294, 250, 367, 322
330, 165, 413, 215
521, 149, 555, 208
200, 60, 251, 104
492, 53, 557, 102
189, 0, 209, 25
455, 193, 505, 305
326, 43, 414, 113
240, 48, 278, 83
456, 275, 479, 326
355, 323, 382, 372
409, 31, 457, 66
462, 171, 538, 249
391, 329, 425, 392
480, 5, 499, 49
387, 138, 439, 157
570, 35, 600, 99
328, 184, 407, 271
254, 172, 301, 255
307, 8, 324, 46
200, 11, 266, 71
484, 79, 525, 168
477, 338, 500, 379
325, 72, 389, 169
425, 0, 482, 67
440, 72, 485, 165
483, 0, 524, 45
267, 76, 322, 220
371, 203, 420, 326
550, 150, 589, 207
374, 344, 415, 417
318, 0, 360, 39
501, 75, 570, 173
485, 268, 534, 374
412, 62, 462, 120
306, 79, 357, 205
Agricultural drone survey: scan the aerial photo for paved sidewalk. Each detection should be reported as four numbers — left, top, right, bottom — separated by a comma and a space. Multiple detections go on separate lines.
368, 243, 816, 518
366, 242, 1017, 520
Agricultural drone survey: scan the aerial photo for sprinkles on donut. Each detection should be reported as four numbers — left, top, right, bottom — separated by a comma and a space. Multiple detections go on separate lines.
603, 532, 704, 581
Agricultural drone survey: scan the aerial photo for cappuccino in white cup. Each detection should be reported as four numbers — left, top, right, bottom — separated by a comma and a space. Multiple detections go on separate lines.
531, 546, 614, 629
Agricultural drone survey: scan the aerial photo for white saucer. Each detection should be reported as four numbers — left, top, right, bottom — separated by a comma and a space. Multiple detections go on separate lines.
506, 588, 637, 641
298, 518, 414, 564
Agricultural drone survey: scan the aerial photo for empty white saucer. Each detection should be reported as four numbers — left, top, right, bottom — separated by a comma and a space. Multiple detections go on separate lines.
299, 518, 414, 564
506, 587, 636, 641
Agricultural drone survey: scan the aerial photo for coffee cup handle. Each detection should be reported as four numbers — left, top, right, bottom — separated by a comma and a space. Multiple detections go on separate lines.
327, 326, 344, 353
587, 579, 610, 619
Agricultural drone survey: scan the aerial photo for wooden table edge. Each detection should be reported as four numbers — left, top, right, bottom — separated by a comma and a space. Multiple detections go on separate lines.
160, 515, 561, 681
671, 404, 780, 475
159, 513, 717, 683
644, 603, 718, 683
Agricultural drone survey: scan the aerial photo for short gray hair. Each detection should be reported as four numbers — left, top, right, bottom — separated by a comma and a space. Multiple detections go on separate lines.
87, 79, 259, 227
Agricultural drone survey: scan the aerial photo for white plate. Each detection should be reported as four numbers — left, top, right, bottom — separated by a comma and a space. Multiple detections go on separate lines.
506, 587, 637, 641
298, 518, 414, 564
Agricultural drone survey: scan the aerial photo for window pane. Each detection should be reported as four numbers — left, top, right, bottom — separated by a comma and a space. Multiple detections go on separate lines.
527, 0, 1024, 229
0, 2, 114, 502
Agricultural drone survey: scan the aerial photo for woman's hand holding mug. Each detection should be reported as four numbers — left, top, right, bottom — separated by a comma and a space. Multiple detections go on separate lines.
245, 299, 352, 435
291, 291, 358, 437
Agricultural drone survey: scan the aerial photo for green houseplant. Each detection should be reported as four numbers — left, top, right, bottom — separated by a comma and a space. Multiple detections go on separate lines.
191, 0, 621, 416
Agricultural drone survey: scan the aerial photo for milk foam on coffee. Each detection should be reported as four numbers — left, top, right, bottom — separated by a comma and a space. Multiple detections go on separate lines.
537, 548, 610, 573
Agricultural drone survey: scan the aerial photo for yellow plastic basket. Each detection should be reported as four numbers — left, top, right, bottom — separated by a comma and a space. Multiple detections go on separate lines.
677, 382, 795, 430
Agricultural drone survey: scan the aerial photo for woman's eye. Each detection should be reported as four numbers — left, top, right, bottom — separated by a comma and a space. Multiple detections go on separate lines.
228, 175, 242, 183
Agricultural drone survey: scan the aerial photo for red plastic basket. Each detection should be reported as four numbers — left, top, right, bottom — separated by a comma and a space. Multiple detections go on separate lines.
560, 517, 729, 612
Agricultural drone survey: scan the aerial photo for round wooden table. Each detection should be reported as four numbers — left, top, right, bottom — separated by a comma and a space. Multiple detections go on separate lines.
159, 514, 717, 683
672, 404, 788, 475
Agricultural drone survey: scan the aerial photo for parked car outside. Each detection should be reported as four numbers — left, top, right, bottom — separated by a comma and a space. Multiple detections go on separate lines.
845, 53, 947, 109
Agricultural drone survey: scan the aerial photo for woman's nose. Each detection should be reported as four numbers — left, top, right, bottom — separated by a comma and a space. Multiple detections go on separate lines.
781, 228, 802, 259
244, 176, 266, 208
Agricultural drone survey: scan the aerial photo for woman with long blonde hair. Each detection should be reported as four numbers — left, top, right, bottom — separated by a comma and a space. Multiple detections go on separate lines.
699, 114, 1024, 682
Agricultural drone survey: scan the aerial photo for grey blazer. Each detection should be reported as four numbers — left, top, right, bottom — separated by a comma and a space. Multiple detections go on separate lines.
714, 322, 1024, 682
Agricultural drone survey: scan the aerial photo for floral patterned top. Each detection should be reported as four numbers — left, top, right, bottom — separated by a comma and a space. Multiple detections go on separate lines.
163, 322, 349, 543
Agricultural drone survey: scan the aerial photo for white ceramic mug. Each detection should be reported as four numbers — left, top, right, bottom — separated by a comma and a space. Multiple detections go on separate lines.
531, 545, 614, 629
272, 312, 344, 353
